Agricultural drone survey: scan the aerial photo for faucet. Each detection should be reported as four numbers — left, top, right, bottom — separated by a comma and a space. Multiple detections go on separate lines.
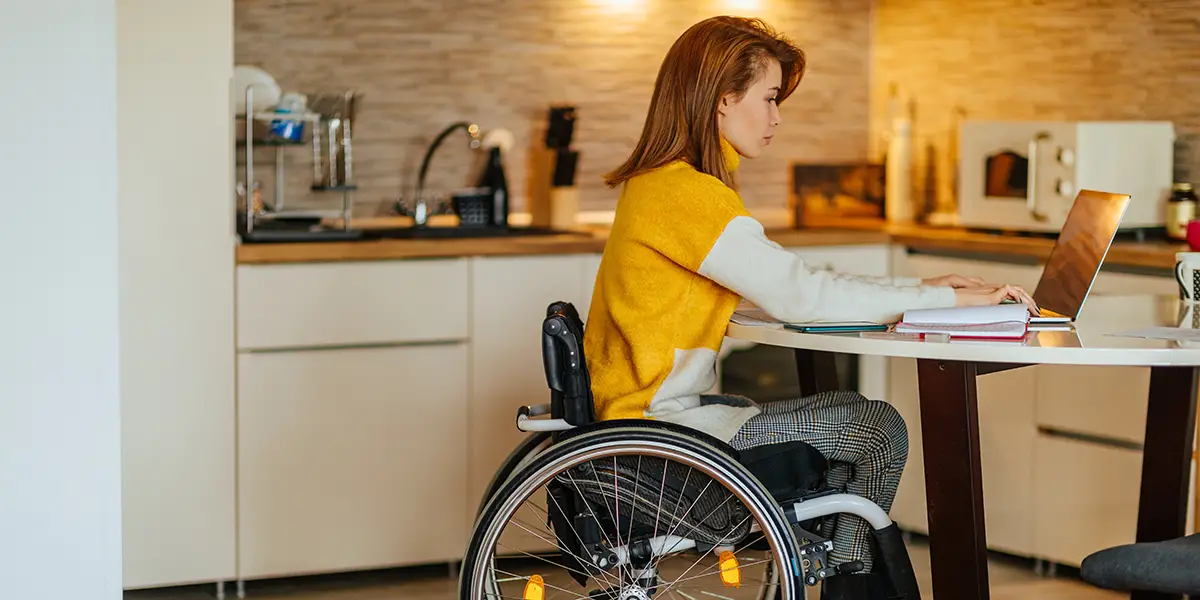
408, 121, 482, 226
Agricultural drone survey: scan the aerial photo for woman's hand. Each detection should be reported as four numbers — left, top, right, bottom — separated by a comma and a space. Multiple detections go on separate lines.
922, 273, 987, 288
954, 283, 1039, 313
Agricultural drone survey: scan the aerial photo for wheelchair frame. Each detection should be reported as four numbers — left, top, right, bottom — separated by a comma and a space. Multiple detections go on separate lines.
459, 301, 921, 600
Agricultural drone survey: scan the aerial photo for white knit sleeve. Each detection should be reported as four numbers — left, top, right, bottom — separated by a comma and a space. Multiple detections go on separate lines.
698, 216, 956, 323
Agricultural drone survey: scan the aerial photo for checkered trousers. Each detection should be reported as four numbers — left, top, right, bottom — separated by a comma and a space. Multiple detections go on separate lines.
727, 390, 910, 573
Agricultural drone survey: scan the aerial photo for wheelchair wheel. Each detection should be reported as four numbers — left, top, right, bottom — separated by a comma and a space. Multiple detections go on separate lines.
476, 431, 554, 518
461, 424, 803, 600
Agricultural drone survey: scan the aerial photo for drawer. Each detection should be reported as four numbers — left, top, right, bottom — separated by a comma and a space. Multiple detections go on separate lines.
1036, 365, 1149, 444
898, 253, 1043, 290
1033, 433, 1143, 567
236, 259, 469, 350
1092, 270, 1177, 296
788, 245, 891, 278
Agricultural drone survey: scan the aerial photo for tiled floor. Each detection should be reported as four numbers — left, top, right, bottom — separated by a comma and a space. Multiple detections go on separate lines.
125, 537, 1124, 600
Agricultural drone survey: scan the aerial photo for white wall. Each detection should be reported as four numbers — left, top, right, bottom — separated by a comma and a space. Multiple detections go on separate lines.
0, 1, 124, 598
117, 0, 237, 588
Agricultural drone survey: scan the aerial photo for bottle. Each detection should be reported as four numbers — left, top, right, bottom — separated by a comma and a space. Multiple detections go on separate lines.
478, 146, 508, 227
1167, 183, 1197, 240
885, 116, 912, 224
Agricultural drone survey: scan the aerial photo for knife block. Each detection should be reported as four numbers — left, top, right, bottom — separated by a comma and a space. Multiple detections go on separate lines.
527, 146, 579, 230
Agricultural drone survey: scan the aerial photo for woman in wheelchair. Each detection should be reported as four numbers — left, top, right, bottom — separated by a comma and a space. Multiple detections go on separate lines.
461, 15, 1034, 600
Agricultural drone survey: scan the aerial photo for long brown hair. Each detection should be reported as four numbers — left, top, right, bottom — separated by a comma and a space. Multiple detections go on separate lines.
604, 16, 805, 189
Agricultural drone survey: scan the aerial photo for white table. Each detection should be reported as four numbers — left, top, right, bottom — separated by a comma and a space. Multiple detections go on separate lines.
726, 294, 1200, 600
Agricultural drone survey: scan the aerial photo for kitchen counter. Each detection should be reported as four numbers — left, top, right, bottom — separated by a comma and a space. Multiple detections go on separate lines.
234, 218, 1188, 271
234, 226, 893, 265
889, 223, 1186, 271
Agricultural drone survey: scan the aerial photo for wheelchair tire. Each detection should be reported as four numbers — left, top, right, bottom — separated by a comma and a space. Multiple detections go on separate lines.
460, 423, 805, 600
474, 431, 553, 519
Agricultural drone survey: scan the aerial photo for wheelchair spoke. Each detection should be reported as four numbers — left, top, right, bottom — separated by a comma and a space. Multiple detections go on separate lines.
654, 512, 755, 598
492, 568, 592, 600
612, 456, 624, 586
625, 455, 643, 562
561, 468, 638, 585
658, 555, 774, 590
652, 464, 689, 549
498, 523, 606, 584
648, 477, 714, 574
534, 485, 621, 590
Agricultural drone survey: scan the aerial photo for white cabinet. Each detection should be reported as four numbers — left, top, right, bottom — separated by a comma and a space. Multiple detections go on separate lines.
118, 0, 237, 588
236, 343, 469, 579
885, 356, 1037, 557
785, 245, 893, 397
467, 254, 598, 518
236, 259, 469, 350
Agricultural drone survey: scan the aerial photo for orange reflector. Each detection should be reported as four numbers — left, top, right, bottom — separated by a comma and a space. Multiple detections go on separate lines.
524, 574, 545, 600
718, 550, 741, 587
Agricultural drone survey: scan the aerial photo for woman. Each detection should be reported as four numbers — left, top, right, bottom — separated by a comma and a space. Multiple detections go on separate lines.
582, 15, 1033, 600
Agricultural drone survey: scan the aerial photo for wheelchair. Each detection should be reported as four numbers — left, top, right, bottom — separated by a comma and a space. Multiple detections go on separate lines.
460, 301, 922, 600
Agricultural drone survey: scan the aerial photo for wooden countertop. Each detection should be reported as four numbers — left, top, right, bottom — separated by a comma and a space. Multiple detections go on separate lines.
235, 218, 1188, 271
234, 224, 892, 265
888, 224, 1187, 271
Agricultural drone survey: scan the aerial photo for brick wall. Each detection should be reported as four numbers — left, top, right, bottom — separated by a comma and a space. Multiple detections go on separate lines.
871, 0, 1200, 218
234, 0, 872, 217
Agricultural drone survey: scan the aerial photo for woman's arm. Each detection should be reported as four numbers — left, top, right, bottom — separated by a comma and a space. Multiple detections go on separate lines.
698, 216, 957, 323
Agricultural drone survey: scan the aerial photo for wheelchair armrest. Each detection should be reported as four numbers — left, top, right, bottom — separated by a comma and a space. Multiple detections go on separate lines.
516, 404, 574, 432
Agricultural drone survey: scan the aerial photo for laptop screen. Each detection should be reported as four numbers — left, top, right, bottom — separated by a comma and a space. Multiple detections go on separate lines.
1031, 190, 1131, 320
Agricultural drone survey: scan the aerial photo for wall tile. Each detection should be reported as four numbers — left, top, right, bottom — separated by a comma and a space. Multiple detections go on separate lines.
871, 0, 1200, 218
234, 0, 872, 217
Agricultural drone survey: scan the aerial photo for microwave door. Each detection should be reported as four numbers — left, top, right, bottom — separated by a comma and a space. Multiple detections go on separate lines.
982, 133, 1052, 221
969, 126, 1069, 230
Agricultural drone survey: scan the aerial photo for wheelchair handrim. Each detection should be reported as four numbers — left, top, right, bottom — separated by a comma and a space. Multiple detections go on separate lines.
466, 432, 801, 599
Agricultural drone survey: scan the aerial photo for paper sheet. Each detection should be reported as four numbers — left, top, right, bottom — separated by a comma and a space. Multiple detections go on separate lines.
730, 307, 782, 327
1108, 327, 1200, 342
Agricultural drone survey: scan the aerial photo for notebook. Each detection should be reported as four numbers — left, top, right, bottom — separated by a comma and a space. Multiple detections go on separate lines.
894, 304, 1030, 339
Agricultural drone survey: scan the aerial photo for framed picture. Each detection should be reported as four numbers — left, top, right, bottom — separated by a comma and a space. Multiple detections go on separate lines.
790, 163, 886, 229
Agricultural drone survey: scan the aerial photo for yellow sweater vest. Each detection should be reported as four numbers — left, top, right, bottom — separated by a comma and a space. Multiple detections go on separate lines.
583, 141, 955, 441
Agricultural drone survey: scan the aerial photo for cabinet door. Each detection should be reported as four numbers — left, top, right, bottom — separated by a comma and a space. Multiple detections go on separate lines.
578, 253, 604, 325
886, 357, 928, 533
785, 245, 891, 396
886, 357, 1037, 557
1033, 434, 1144, 567
237, 343, 468, 579
789, 244, 892, 278
468, 255, 588, 522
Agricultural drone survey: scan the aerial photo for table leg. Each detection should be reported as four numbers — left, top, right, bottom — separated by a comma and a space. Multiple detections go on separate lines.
916, 359, 990, 600
1131, 366, 1199, 600
794, 349, 839, 396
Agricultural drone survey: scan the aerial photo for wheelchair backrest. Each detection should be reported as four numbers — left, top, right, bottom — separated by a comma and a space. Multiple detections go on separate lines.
541, 301, 596, 427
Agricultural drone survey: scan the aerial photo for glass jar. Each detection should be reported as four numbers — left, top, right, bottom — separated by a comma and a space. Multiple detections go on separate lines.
1167, 183, 1197, 240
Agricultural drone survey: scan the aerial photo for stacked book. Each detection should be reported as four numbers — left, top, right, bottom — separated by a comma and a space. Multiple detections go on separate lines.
895, 304, 1030, 339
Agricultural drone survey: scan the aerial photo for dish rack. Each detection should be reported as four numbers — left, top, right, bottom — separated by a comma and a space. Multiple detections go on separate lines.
237, 85, 362, 241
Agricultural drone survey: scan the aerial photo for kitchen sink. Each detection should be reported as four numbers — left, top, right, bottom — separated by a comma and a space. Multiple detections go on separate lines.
361, 225, 581, 240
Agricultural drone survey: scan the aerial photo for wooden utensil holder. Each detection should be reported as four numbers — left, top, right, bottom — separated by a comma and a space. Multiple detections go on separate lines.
528, 146, 579, 229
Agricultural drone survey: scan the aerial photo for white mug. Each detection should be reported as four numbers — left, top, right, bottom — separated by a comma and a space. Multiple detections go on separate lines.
1175, 252, 1200, 301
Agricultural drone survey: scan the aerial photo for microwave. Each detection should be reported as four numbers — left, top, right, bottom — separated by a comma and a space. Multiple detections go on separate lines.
957, 120, 1175, 232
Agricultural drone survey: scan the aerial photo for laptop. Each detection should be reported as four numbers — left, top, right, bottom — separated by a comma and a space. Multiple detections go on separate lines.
1027, 189, 1132, 324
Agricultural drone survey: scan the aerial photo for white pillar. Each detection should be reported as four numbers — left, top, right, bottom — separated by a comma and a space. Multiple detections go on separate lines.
0, 0, 123, 598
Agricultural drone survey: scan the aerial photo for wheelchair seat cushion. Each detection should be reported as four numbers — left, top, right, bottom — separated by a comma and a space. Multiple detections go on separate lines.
562, 455, 753, 547
1081, 532, 1200, 594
